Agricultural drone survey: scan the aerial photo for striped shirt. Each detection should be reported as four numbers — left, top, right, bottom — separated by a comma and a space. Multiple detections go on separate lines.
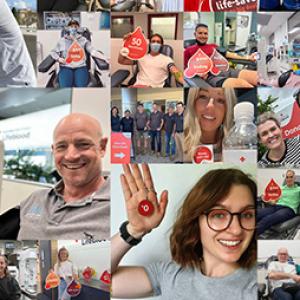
258, 136, 300, 168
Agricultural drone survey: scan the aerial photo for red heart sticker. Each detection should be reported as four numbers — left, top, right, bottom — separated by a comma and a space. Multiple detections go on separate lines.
82, 267, 95, 281
100, 270, 111, 285
184, 48, 213, 78
138, 200, 154, 216
45, 272, 60, 290
66, 279, 81, 297
264, 179, 282, 202
123, 26, 148, 60
193, 146, 213, 164
65, 41, 85, 64
210, 49, 229, 76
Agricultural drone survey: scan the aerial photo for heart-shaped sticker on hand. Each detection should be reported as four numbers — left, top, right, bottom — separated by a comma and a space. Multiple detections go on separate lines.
138, 200, 154, 217
210, 49, 229, 76
123, 26, 148, 60
184, 48, 213, 78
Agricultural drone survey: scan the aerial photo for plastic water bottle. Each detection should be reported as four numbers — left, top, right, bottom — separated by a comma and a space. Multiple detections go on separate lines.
260, 0, 281, 10
222, 102, 257, 164
283, 0, 300, 9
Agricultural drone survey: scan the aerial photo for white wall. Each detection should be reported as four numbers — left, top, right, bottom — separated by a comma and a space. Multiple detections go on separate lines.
111, 163, 256, 300
71, 88, 111, 172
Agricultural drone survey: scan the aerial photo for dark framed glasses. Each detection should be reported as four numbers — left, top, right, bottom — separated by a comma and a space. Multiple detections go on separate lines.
203, 208, 256, 231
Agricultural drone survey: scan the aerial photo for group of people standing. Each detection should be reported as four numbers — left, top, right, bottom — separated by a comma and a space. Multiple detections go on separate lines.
111, 101, 184, 161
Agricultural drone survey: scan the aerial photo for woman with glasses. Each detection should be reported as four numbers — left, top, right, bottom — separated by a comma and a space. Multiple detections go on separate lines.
184, 88, 237, 162
111, 164, 256, 299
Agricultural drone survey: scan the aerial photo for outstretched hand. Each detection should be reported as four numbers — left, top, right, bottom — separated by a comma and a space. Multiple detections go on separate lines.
121, 164, 168, 238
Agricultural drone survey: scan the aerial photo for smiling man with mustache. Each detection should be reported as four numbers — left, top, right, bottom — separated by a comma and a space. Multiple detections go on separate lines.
17, 113, 110, 240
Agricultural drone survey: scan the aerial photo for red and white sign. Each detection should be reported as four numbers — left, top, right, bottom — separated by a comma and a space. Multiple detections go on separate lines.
100, 270, 111, 285
210, 49, 229, 76
45, 272, 60, 290
185, 0, 257, 11
123, 27, 148, 60
66, 41, 85, 65
263, 178, 282, 202
193, 145, 214, 164
66, 280, 81, 297
111, 132, 131, 164
184, 48, 213, 78
281, 101, 300, 139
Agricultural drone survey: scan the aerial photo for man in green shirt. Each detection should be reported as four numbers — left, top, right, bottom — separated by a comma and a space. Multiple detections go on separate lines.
257, 170, 300, 235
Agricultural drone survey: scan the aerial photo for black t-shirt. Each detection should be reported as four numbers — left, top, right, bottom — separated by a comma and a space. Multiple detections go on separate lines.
0, 275, 21, 300
111, 115, 121, 132
174, 112, 184, 132
163, 113, 175, 134
121, 117, 134, 133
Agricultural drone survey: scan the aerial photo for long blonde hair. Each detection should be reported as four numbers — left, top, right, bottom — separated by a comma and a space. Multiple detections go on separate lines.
184, 88, 236, 161
57, 247, 70, 268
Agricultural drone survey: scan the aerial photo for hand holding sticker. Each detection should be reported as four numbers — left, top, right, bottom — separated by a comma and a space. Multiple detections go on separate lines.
66, 279, 81, 297
45, 272, 60, 290
123, 27, 148, 60
184, 49, 213, 78
264, 179, 282, 202
193, 145, 214, 164
82, 266, 96, 281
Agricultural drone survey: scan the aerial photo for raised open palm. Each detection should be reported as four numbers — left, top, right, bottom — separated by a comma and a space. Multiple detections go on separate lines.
121, 164, 168, 237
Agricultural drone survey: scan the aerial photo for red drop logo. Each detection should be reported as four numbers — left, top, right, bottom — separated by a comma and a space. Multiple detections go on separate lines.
66, 41, 85, 64
193, 146, 213, 164
264, 178, 282, 202
45, 272, 60, 290
66, 279, 81, 297
184, 48, 213, 78
100, 270, 111, 285
123, 27, 148, 60
210, 49, 229, 76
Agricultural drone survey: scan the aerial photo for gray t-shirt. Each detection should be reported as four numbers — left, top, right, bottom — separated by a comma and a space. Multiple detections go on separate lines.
149, 111, 164, 131
0, 1, 36, 87
144, 261, 257, 300
18, 177, 110, 240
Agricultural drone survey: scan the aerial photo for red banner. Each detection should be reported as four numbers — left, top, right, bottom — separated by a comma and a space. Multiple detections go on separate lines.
185, 0, 257, 11
111, 132, 131, 164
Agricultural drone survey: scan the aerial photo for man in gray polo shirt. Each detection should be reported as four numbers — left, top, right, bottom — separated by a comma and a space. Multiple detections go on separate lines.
17, 113, 110, 240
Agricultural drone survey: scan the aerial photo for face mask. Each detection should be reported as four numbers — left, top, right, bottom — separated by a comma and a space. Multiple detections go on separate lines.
69, 28, 77, 36
150, 43, 161, 53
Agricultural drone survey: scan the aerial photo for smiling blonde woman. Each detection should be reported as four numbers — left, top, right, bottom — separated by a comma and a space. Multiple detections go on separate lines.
183, 88, 236, 162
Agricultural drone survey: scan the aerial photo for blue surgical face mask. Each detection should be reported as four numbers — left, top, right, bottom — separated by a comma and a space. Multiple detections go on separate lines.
69, 27, 77, 36
150, 43, 161, 53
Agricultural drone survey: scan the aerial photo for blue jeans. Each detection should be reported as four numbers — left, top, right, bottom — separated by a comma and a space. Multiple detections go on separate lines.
58, 66, 89, 87
150, 130, 161, 153
165, 132, 175, 156
58, 278, 71, 300
257, 205, 296, 235
273, 287, 300, 300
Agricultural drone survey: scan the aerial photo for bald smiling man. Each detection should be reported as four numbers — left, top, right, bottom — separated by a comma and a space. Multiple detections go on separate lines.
17, 113, 110, 240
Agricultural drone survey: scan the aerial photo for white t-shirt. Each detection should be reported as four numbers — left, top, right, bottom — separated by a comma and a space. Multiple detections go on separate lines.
136, 53, 174, 88
54, 260, 77, 280
268, 261, 296, 291
0, 1, 36, 87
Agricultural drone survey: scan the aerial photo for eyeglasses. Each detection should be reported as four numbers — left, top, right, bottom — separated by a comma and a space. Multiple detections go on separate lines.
278, 253, 288, 255
196, 95, 226, 107
203, 208, 256, 231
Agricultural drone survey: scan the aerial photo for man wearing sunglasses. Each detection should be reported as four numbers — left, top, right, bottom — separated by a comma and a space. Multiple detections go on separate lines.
257, 170, 300, 236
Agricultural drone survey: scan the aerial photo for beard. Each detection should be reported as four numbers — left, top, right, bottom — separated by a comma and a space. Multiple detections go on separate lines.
196, 40, 207, 46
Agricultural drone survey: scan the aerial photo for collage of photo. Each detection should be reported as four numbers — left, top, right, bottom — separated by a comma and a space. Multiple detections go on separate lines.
0, 0, 300, 299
